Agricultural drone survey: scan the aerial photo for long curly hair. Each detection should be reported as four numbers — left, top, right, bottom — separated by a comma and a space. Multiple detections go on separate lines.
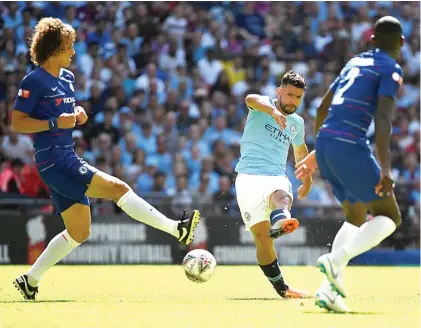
29, 17, 76, 66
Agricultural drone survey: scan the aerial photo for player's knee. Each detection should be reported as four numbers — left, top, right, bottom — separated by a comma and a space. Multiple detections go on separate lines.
68, 226, 90, 243
369, 198, 402, 228
109, 178, 131, 202
346, 215, 365, 227
270, 190, 291, 209
391, 211, 402, 227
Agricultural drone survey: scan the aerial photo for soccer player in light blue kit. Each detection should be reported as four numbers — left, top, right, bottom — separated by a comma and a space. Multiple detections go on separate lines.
11, 18, 201, 300
295, 17, 405, 312
235, 71, 312, 298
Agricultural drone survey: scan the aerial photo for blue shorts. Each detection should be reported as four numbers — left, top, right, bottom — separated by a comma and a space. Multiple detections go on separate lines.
315, 137, 382, 204
35, 146, 97, 214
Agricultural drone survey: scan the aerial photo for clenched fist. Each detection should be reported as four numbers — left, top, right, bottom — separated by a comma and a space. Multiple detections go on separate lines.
271, 109, 287, 130
57, 113, 76, 129
74, 106, 88, 125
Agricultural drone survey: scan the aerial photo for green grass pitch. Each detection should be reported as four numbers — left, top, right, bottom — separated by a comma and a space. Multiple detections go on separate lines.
0, 265, 419, 328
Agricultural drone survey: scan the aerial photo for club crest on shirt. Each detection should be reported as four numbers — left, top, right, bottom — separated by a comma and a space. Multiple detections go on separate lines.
290, 124, 297, 135
79, 166, 88, 175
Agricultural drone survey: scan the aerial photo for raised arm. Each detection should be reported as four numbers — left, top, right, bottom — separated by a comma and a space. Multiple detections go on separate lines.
245, 94, 286, 129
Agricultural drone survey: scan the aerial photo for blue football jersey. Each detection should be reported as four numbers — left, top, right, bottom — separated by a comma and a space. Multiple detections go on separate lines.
235, 96, 305, 176
14, 67, 77, 151
318, 48, 403, 147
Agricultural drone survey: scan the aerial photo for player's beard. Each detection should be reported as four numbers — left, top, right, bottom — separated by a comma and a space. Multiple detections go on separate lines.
279, 100, 297, 115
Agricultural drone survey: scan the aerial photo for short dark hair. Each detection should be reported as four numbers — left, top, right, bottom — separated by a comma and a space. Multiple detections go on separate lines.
280, 70, 306, 89
374, 16, 403, 52
11, 158, 24, 168
29, 18, 76, 65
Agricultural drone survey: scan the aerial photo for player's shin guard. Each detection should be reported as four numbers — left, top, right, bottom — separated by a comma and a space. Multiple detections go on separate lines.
332, 215, 396, 268
27, 230, 80, 284
259, 259, 288, 292
117, 190, 179, 238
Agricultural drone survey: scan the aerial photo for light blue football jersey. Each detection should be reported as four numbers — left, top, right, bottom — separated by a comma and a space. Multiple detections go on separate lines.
235, 96, 305, 176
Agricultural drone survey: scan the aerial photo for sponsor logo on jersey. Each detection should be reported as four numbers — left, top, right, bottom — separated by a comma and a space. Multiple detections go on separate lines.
265, 124, 293, 144
55, 97, 75, 106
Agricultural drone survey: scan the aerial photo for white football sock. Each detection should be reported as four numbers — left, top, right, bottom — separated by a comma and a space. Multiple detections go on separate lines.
321, 222, 359, 289
27, 230, 80, 285
331, 215, 396, 268
117, 190, 179, 238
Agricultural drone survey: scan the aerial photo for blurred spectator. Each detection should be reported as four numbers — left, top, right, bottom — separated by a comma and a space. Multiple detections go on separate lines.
1, 128, 33, 163
213, 175, 235, 215
0, 158, 24, 193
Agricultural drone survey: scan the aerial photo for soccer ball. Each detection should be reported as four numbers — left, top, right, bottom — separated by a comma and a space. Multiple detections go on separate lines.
182, 249, 217, 283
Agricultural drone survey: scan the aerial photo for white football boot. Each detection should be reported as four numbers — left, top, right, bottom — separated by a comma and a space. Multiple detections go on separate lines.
315, 279, 351, 313
316, 253, 347, 297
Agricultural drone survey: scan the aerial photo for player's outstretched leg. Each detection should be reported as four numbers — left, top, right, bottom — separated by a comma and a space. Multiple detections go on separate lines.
85, 170, 201, 246
317, 195, 401, 298
251, 221, 309, 299
14, 203, 89, 300
268, 190, 299, 239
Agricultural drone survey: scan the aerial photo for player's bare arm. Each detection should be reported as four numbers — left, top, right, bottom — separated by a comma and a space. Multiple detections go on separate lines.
245, 94, 287, 130
314, 89, 334, 137
11, 110, 76, 133
374, 96, 395, 197
293, 143, 312, 199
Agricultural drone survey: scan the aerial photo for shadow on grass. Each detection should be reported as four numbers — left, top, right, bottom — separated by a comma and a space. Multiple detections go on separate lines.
303, 310, 381, 315
227, 297, 286, 301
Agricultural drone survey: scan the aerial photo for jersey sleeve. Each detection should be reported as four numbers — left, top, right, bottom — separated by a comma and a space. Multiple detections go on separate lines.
246, 95, 272, 111
378, 65, 403, 99
329, 75, 341, 93
14, 75, 40, 115
292, 118, 305, 146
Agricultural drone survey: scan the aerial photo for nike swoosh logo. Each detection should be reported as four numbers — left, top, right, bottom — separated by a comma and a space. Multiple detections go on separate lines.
52, 87, 58, 91
327, 257, 339, 279
17, 277, 34, 296
320, 292, 335, 304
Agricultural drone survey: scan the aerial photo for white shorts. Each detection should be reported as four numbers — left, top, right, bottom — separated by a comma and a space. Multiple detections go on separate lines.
235, 173, 293, 231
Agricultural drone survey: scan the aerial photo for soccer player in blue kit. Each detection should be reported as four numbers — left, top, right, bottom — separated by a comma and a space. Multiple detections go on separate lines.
12, 18, 201, 300
235, 71, 312, 299
295, 17, 405, 312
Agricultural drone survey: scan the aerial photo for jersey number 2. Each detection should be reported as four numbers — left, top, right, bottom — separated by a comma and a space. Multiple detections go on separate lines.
332, 67, 360, 105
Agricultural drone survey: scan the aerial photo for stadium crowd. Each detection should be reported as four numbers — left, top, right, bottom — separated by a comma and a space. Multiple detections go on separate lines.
0, 1, 419, 245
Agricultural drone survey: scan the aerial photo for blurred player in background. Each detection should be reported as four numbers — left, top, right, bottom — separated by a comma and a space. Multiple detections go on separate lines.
235, 71, 312, 299
295, 16, 404, 312
11, 18, 201, 300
